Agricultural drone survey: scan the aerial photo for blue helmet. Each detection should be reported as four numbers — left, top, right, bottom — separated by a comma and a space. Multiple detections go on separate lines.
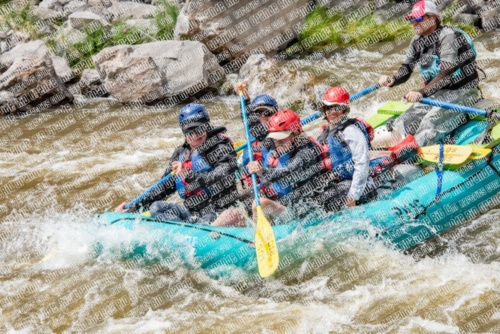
249, 95, 278, 113
178, 103, 210, 131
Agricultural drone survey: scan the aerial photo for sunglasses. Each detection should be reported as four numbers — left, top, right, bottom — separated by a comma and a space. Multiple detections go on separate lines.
409, 15, 428, 23
256, 110, 275, 117
252, 106, 276, 117
325, 105, 348, 112
184, 126, 206, 137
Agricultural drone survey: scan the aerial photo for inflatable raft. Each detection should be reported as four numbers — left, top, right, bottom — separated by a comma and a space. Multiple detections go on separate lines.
98, 100, 500, 274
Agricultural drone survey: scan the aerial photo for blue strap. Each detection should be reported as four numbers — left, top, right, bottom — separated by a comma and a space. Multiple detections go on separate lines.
436, 143, 444, 199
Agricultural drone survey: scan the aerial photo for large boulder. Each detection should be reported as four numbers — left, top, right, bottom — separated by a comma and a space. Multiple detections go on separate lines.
236, 54, 317, 112
92, 40, 225, 104
0, 41, 73, 115
174, 0, 310, 67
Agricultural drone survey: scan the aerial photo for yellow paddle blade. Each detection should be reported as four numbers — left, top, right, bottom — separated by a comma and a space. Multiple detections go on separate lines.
468, 147, 491, 160
234, 141, 245, 157
255, 206, 279, 278
419, 145, 473, 165
141, 211, 151, 217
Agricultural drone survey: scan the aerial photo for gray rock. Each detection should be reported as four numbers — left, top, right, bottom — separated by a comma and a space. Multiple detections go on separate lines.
92, 40, 225, 104
68, 11, 110, 30
81, 68, 101, 84
479, 6, 500, 31
0, 30, 12, 40
87, 0, 112, 7
57, 22, 87, 44
51, 56, 75, 83
32, 6, 60, 19
0, 31, 30, 53
12, 0, 39, 5
452, 13, 480, 27
0, 41, 73, 115
469, 0, 487, 13
0, 91, 17, 115
123, 19, 158, 36
435, 0, 454, 11
70, 69, 108, 97
36, 24, 56, 36
39, 0, 64, 10
110, 2, 158, 20
174, 0, 309, 65
63, 0, 91, 14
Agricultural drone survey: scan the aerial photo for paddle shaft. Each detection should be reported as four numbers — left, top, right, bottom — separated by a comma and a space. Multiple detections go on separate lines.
124, 172, 174, 209
239, 93, 262, 206
420, 98, 499, 119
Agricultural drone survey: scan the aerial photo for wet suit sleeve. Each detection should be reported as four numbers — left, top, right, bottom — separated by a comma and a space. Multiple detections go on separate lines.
186, 141, 238, 190
136, 148, 181, 209
392, 36, 419, 86
261, 143, 323, 187
343, 126, 370, 201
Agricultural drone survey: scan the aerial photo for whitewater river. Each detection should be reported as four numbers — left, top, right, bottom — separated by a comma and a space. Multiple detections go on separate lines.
1, 34, 500, 333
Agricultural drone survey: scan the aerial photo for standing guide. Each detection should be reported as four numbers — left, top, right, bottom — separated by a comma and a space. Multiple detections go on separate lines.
377, 0, 483, 147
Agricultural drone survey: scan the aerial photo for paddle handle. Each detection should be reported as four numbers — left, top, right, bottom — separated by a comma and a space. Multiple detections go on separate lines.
124, 172, 174, 209
239, 93, 262, 207
350, 84, 380, 102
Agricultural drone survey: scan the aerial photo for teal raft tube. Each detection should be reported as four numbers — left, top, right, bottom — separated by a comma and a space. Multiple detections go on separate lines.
98, 101, 500, 274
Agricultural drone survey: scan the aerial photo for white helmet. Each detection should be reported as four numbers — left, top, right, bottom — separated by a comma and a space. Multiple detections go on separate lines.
371, 125, 403, 149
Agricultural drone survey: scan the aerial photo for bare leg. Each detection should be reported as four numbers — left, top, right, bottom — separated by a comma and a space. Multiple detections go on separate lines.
211, 208, 247, 227
252, 198, 286, 221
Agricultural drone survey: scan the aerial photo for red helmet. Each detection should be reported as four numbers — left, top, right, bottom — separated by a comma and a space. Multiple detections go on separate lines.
322, 86, 350, 105
267, 109, 302, 139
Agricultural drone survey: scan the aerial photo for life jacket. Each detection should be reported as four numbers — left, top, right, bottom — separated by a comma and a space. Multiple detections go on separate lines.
261, 136, 326, 199
417, 26, 477, 85
175, 133, 232, 200
318, 118, 374, 180
240, 141, 266, 188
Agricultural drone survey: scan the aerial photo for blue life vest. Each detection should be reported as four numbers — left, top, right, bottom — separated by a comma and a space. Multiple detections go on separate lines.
419, 27, 476, 85
319, 119, 373, 180
175, 149, 214, 200
261, 149, 293, 199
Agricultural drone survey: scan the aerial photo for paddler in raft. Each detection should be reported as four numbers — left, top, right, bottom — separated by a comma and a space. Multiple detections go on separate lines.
245, 109, 326, 221
377, 0, 483, 147
233, 82, 278, 205
312, 86, 376, 212
115, 103, 246, 226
